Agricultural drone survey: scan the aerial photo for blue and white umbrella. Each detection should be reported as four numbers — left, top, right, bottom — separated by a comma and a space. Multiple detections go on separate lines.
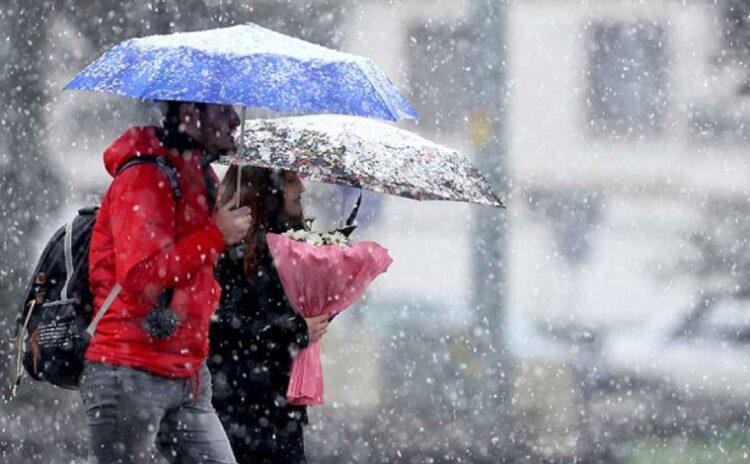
65, 23, 417, 122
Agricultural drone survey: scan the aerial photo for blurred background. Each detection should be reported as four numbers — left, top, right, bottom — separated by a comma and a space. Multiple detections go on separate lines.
4, 0, 750, 462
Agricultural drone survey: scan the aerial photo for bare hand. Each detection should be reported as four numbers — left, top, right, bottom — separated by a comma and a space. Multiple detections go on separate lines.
305, 314, 329, 342
215, 194, 252, 245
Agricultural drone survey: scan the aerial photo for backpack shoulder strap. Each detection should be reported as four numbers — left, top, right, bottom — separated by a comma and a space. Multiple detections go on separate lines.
117, 155, 181, 201
86, 283, 121, 336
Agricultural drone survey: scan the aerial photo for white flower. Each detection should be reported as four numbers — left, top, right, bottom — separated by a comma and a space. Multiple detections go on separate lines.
305, 232, 324, 246
285, 228, 349, 247
325, 231, 349, 248
289, 229, 310, 242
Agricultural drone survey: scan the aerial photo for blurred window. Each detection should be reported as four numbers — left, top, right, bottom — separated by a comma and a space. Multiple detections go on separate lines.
407, 22, 473, 133
687, 103, 750, 142
587, 22, 667, 138
526, 188, 601, 266
721, 0, 750, 61
685, 1, 750, 143
703, 300, 750, 342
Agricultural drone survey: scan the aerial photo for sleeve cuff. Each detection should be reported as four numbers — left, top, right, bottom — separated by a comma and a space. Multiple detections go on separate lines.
204, 222, 226, 258
180, 223, 226, 268
294, 313, 310, 349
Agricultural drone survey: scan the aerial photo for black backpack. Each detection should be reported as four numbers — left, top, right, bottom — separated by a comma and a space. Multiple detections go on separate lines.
12, 156, 181, 392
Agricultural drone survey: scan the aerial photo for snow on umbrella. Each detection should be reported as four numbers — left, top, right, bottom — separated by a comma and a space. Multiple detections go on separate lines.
221, 115, 502, 406
64, 23, 417, 121
222, 114, 504, 208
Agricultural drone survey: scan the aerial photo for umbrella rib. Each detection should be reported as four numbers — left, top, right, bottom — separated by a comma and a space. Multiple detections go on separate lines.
356, 60, 402, 122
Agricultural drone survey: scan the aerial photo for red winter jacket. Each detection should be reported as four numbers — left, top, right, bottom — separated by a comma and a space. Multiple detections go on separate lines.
86, 126, 226, 378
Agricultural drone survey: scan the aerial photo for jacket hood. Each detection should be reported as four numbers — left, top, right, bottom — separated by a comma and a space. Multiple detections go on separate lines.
103, 126, 174, 176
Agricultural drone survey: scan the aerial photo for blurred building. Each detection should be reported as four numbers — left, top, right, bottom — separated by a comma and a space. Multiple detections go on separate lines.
310, 0, 750, 461
13, 0, 750, 462
506, 0, 750, 400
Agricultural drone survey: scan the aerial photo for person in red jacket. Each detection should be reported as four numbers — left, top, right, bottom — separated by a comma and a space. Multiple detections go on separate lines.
81, 101, 250, 464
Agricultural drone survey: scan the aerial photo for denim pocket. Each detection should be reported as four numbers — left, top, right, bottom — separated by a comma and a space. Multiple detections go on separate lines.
79, 362, 119, 408
118, 366, 182, 411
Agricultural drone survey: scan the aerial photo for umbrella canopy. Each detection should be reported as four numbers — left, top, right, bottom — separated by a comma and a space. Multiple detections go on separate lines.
222, 115, 503, 208
65, 23, 417, 122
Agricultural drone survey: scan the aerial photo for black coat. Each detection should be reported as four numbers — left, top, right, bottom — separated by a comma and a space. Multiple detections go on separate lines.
208, 242, 309, 459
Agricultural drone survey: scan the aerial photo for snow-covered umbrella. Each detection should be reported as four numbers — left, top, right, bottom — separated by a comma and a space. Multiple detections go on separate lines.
64, 23, 417, 122
221, 114, 504, 208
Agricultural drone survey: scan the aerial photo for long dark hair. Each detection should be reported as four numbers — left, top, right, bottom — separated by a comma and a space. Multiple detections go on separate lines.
220, 165, 305, 277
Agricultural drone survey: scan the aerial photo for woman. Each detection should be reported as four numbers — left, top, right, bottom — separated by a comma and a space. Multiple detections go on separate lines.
209, 165, 329, 464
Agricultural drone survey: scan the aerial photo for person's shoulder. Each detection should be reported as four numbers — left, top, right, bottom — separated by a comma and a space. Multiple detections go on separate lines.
110, 160, 177, 197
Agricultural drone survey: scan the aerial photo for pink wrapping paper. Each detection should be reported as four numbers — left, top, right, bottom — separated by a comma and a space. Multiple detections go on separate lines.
266, 233, 392, 406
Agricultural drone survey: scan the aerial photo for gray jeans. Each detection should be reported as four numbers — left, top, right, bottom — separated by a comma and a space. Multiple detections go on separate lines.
80, 361, 237, 464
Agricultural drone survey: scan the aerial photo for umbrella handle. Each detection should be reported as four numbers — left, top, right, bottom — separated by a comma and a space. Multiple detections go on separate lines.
236, 106, 247, 209
346, 190, 362, 227
335, 189, 362, 238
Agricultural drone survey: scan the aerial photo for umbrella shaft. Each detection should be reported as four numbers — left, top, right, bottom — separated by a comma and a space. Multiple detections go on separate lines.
236, 106, 247, 208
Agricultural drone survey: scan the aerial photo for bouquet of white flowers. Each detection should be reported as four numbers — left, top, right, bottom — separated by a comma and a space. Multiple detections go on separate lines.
282, 228, 350, 248
267, 224, 391, 406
